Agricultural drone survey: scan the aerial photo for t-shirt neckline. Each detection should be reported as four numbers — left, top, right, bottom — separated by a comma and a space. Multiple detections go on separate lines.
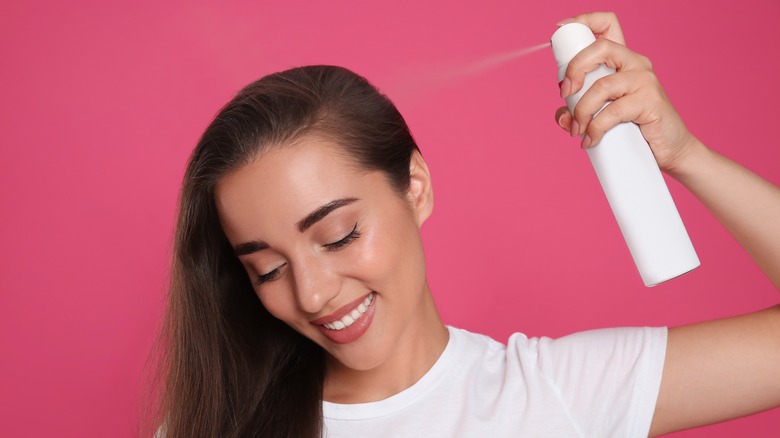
322, 326, 460, 421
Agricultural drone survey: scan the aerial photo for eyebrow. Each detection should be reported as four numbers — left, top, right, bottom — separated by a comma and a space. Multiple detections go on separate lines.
232, 197, 359, 257
297, 197, 359, 233
234, 240, 270, 257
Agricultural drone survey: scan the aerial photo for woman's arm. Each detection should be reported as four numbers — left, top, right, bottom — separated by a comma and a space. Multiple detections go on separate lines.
653, 305, 780, 435
654, 137, 780, 435
555, 11, 780, 436
665, 139, 780, 288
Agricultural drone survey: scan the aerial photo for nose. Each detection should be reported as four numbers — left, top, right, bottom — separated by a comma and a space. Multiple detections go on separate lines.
291, 258, 340, 315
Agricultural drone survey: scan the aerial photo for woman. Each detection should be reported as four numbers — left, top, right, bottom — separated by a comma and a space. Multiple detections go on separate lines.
154, 12, 780, 437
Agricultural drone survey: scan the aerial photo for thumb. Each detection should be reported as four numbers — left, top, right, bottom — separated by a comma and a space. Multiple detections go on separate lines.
555, 107, 573, 133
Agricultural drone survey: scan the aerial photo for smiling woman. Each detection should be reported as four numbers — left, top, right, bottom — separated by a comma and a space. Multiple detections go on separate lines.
215, 136, 447, 379
149, 12, 780, 438
153, 64, 449, 437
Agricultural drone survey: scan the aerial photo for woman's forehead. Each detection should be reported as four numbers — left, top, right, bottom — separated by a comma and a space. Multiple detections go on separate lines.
214, 138, 387, 234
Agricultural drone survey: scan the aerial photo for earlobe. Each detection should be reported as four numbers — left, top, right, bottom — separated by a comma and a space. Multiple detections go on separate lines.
407, 150, 434, 227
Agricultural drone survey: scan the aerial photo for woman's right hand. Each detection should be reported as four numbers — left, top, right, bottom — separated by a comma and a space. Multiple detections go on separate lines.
553, 12, 701, 176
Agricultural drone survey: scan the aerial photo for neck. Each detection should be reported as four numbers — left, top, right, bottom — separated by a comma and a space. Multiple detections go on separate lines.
322, 285, 449, 404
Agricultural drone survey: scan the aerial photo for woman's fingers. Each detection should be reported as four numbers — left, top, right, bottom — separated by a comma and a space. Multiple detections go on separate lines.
580, 94, 643, 148
560, 89, 654, 150
564, 38, 653, 98
556, 69, 654, 143
571, 69, 658, 138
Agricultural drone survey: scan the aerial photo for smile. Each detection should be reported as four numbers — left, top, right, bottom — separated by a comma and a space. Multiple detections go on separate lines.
322, 293, 375, 330
314, 292, 377, 344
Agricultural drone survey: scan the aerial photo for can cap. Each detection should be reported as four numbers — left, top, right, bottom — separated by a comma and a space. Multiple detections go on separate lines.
551, 23, 596, 67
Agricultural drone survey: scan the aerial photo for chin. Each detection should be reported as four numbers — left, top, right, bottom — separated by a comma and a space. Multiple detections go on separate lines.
322, 329, 396, 372
327, 348, 389, 372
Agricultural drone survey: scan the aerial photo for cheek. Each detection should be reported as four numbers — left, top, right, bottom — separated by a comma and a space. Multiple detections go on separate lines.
352, 213, 425, 286
256, 285, 298, 325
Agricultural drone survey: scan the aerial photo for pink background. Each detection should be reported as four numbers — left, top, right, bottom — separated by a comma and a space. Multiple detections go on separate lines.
2, 0, 778, 436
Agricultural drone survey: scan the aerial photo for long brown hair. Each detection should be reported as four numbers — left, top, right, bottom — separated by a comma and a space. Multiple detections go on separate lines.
146, 66, 420, 437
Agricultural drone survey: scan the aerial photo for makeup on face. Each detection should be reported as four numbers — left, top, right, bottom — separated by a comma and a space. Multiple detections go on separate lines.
312, 292, 376, 344
236, 199, 364, 287
216, 137, 438, 374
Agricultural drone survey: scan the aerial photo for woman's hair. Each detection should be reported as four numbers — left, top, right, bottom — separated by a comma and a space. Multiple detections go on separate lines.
149, 65, 419, 438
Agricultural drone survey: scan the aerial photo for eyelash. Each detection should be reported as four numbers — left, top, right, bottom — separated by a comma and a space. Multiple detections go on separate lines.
254, 224, 361, 286
256, 268, 281, 286
324, 223, 361, 251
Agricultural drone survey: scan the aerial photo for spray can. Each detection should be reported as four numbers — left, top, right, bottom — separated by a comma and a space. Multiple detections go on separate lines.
550, 23, 699, 286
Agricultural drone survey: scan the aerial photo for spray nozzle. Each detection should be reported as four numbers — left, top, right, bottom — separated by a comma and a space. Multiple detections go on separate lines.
551, 23, 596, 67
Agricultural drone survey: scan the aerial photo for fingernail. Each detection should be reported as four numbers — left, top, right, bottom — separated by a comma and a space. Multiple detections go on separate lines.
570, 120, 579, 137
580, 135, 592, 149
559, 77, 571, 98
557, 116, 567, 130
556, 18, 576, 26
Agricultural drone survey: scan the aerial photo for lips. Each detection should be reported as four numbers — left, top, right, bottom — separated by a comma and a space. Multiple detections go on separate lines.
313, 292, 376, 344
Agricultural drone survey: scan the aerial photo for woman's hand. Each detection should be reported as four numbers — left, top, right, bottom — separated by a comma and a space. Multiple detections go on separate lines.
554, 12, 700, 174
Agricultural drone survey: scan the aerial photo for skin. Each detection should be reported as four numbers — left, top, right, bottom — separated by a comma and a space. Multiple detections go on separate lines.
215, 137, 449, 404
555, 12, 780, 436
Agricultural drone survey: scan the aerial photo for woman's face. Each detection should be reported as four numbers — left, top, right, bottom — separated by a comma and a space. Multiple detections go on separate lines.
215, 137, 437, 372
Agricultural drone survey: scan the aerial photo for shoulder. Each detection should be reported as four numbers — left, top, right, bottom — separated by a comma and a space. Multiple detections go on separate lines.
449, 325, 667, 361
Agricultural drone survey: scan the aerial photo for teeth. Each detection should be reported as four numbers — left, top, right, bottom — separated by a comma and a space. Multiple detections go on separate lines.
323, 293, 374, 331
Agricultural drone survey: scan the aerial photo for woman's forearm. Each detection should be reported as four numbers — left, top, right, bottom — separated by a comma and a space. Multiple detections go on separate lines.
667, 138, 780, 289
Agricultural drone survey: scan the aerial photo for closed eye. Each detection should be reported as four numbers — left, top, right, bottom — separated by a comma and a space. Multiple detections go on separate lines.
255, 224, 360, 285
256, 264, 284, 286
324, 223, 361, 251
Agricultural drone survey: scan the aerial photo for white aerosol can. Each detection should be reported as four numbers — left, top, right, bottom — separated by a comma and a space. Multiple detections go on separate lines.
551, 23, 699, 286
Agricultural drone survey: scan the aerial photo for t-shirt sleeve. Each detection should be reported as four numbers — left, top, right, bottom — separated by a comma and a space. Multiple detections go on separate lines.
518, 326, 668, 437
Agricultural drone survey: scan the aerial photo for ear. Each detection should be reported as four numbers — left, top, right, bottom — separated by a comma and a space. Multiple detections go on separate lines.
406, 150, 434, 227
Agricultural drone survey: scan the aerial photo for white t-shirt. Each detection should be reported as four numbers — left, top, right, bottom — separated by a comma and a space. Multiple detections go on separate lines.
323, 325, 667, 437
